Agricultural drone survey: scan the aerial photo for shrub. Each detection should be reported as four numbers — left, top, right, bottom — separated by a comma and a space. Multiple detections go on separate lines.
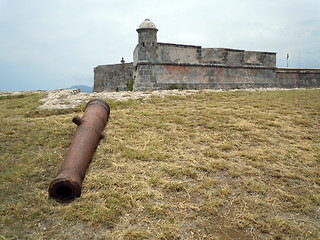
169, 83, 183, 90
127, 78, 134, 91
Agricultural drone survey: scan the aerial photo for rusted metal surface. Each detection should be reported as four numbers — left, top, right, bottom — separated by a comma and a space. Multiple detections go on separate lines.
48, 99, 110, 201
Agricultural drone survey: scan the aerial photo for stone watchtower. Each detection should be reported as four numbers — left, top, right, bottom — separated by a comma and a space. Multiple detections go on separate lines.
133, 19, 158, 65
133, 19, 159, 90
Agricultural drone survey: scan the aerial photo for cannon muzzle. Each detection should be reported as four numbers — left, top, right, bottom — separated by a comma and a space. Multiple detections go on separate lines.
48, 99, 110, 201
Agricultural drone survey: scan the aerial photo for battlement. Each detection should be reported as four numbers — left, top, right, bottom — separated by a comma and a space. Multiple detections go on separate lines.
134, 40, 276, 69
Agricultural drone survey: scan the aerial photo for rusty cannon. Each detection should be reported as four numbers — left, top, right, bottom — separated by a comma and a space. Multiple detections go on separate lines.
48, 99, 110, 201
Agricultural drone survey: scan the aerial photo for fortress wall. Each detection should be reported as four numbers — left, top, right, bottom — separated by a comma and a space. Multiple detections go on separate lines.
201, 48, 244, 66
94, 63, 320, 92
244, 51, 276, 68
132, 64, 155, 91
93, 63, 133, 92
243, 51, 263, 65
133, 45, 139, 66
224, 49, 245, 66
276, 68, 320, 88
157, 43, 201, 64
133, 63, 277, 91
201, 48, 224, 64
202, 49, 276, 68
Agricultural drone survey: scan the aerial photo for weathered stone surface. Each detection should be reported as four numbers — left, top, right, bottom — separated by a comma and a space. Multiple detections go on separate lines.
276, 68, 320, 88
157, 43, 201, 64
132, 63, 277, 91
93, 63, 133, 92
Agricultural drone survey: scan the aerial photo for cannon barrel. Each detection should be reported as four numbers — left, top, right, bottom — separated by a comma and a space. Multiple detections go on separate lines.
48, 99, 110, 201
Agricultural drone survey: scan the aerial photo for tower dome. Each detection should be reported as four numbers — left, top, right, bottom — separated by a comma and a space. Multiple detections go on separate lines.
138, 19, 157, 30
134, 18, 158, 65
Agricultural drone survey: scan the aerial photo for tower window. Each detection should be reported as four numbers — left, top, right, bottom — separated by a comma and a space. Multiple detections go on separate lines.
142, 42, 145, 47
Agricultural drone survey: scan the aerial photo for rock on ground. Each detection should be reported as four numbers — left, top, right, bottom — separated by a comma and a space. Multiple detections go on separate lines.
0, 88, 311, 110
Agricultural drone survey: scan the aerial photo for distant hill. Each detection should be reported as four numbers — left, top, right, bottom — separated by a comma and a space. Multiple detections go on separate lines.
68, 85, 93, 93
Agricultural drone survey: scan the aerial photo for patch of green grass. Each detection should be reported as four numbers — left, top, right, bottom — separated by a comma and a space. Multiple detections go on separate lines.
127, 78, 135, 91
1, 89, 320, 239
168, 83, 183, 90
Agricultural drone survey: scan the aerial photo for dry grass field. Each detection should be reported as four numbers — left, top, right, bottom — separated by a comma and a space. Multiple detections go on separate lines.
0, 89, 319, 239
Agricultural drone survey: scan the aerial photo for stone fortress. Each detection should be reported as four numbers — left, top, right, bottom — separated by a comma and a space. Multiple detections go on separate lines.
93, 19, 320, 92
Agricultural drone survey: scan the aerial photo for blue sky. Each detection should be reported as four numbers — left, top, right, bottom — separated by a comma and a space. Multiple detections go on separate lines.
1, 0, 319, 91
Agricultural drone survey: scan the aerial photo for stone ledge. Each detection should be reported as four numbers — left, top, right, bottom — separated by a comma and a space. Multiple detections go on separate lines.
277, 68, 320, 73
135, 61, 277, 70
